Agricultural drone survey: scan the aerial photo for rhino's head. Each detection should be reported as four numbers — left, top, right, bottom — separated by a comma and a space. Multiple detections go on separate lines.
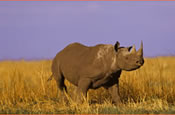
114, 41, 144, 71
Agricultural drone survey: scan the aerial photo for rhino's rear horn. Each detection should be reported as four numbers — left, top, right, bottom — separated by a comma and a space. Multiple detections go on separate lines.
137, 41, 143, 56
130, 45, 136, 54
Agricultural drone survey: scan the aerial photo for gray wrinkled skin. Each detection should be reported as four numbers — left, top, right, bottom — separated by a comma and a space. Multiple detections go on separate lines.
48, 41, 144, 104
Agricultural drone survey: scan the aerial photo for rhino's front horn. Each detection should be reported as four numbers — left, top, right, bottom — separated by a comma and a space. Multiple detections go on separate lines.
130, 45, 136, 54
137, 41, 143, 56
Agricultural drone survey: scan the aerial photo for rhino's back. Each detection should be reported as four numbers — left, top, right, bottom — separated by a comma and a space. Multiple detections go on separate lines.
56, 42, 96, 64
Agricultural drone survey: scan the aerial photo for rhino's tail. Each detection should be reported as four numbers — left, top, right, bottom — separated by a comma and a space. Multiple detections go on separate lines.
47, 74, 53, 82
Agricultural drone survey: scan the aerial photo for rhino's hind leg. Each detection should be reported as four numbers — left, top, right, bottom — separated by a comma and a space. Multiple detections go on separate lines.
54, 73, 67, 93
53, 72, 68, 103
75, 78, 91, 103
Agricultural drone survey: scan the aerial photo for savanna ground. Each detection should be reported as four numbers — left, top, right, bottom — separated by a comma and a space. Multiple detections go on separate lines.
0, 57, 175, 114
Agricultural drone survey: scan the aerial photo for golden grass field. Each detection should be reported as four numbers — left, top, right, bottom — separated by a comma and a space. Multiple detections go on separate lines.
0, 57, 175, 114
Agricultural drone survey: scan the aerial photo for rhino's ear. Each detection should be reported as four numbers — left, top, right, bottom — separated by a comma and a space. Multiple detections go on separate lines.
114, 41, 120, 52
128, 46, 133, 52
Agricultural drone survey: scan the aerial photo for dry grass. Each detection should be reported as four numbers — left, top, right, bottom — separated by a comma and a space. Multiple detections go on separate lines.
0, 57, 175, 114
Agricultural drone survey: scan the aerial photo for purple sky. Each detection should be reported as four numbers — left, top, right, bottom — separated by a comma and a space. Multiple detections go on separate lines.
0, 1, 175, 60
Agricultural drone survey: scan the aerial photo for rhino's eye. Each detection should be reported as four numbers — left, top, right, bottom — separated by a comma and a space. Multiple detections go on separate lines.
125, 57, 129, 60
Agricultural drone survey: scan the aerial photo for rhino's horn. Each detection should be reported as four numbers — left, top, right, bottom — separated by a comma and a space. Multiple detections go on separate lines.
130, 45, 136, 54
137, 41, 143, 56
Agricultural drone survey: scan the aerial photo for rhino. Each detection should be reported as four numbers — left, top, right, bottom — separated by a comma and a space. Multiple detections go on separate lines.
48, 41, 144, 104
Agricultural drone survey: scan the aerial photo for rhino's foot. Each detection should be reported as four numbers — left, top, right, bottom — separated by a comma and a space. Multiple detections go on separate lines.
56, 91, 69, 104
111, 97, 122, 106
74, 94, 88, 104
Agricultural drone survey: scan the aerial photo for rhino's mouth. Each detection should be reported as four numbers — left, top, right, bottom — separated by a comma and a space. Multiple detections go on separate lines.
124, 64, 143, 71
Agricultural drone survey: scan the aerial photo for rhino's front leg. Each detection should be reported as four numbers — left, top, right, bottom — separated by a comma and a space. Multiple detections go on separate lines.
76, 78, 91, 103
108, 84, 121, 105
